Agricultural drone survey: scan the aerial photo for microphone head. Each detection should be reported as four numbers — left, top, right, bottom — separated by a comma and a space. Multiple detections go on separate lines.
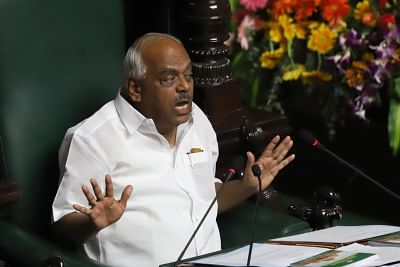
297, 129, 321, 148
251, 164, 262, 177
227, 155, 246, 174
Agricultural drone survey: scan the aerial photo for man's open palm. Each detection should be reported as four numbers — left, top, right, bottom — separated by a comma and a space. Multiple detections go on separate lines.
73, 175, 133, 230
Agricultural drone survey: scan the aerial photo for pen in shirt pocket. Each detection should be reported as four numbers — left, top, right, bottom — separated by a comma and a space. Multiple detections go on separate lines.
186, 147, 203, 168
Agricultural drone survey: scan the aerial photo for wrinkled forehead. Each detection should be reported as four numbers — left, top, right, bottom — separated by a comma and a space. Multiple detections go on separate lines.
143, 38, 191, 73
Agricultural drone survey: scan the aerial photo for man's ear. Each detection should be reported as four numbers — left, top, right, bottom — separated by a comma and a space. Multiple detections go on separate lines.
125, 79, 141, 102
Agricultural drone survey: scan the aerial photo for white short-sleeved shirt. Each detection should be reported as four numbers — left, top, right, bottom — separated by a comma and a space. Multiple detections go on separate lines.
52, 91, 221, 267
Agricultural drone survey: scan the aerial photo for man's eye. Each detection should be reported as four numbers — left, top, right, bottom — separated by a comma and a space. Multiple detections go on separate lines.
161, 76, 176, 85
185, 74, 193, 82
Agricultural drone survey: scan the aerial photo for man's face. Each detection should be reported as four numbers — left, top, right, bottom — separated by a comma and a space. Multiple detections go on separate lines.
133, 38, 194, 135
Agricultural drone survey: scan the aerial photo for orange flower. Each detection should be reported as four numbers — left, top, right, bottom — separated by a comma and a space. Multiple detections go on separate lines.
294, 0, 320, 21
362, 12, 377, 27
345, 61, 367, 89
272, 0, 296, 17
320, 0, 351, 26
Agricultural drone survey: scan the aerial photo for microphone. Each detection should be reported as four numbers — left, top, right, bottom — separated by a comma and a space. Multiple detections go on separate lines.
174, 155, 245, 267
246, 164, 262, 267
298, 129, 400, 202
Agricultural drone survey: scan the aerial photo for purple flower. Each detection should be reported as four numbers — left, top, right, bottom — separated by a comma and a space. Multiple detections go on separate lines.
386, 25, 400, 44
327, 50, 351, 75
340, 29, 363, 50
368, 59, 391, 85
351, 83, 380, 120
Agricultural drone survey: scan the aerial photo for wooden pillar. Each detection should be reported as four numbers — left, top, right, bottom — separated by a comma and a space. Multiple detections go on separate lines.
177, 0, 291, 171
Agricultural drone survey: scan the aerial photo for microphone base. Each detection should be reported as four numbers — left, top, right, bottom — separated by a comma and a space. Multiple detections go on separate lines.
287, 187, 343, 231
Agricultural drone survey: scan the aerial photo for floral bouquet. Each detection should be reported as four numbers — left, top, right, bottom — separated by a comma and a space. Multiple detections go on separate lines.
230, 0, 400, 155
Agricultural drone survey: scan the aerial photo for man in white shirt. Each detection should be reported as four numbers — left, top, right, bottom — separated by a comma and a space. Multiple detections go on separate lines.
52, 32, 295, 267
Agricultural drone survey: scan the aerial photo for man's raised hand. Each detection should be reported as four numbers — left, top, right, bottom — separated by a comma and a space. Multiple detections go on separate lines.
243, 135, 295, 192
73, 174, 133, 230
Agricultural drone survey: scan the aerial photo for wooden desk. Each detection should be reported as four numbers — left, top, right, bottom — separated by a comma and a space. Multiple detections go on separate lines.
0, 181, 21, 217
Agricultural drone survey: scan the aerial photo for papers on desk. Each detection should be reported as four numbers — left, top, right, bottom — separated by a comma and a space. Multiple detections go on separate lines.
269, 225, 400, 247
368, 231, 400, 247
290, 249, 378, 267
190, 243, 330, 267
339, 243, 400, 266
188, 225, 400, 267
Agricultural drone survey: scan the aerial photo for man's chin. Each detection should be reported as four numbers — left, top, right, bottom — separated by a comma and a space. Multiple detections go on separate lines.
176, 113, 191, 125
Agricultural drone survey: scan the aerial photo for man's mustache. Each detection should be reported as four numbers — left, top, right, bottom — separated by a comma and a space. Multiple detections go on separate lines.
174, 92, 192, 104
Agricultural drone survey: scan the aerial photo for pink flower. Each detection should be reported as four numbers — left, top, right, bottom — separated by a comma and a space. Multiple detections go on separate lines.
237, 15, 259, 50
240, 0, 268, 11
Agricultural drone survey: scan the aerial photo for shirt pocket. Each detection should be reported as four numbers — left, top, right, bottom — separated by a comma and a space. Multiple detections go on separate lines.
183, 150, 215, 201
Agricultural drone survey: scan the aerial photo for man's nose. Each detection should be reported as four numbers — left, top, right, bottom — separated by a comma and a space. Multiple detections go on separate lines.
176, 74, 192, 92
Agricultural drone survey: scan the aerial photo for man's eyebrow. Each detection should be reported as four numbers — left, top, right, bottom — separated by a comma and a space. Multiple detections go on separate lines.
160, 63, 192, 75
160, 69, 178, 76
185, 62, 192, 72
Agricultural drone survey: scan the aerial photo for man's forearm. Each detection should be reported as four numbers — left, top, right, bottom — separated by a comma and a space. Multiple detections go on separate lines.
216, 180, 257, 213
52, 212, 98, 247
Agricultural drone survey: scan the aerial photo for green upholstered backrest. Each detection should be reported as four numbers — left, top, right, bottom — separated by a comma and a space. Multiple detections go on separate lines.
0, 0, 125, 239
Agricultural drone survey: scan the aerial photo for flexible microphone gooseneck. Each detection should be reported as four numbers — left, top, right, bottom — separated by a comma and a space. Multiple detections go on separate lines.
246, 164, 262, 267
174, 156, 244, 267
298, 129, 400, 202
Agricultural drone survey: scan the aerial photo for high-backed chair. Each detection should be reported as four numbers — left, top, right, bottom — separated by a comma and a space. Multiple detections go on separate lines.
0, 0, 125, 266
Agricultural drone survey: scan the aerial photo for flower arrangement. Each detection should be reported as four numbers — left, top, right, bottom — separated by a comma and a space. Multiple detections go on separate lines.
230, 0, 400, 155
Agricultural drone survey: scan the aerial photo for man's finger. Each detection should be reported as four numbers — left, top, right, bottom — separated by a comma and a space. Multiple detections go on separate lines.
245, 151, 256, 173
119, 185, 133, 208
260, 135, 280, 158
73, 204, 92, 215
105, 174, 114, 198
281, 154, 296, 167
276, 140, 293, 162
82, 184, 97, 206
91, 178, 105, 201
271, 136, 292, 159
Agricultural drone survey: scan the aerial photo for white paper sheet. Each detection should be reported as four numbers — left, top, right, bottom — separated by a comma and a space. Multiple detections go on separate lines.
272, 225, 400, 244
190, 243, 329, 267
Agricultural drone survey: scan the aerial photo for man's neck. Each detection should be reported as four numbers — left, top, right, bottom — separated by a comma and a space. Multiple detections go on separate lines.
120, 88, 178, 146
159, 128, 177, 146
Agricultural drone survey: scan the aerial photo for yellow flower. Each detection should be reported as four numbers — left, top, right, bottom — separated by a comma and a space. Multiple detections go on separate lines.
307, 23, 337, 54
354, 0, 377, 27
259, 47, 285, 69
267, 22, 283, 43
301, 70, 333, 86
354, 0, 371, 21
295, 21, 313, 39
279, 15, 296, 41
282, 64, 305, 81
307, 21, 320, 30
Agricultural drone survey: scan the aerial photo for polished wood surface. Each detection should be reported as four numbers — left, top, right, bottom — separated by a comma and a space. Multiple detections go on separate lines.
0, 181, 21, 219
0, 181, 21, 207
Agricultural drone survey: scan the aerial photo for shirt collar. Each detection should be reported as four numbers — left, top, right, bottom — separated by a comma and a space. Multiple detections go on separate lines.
114, 89, 148, 134
114, 89, 195, 136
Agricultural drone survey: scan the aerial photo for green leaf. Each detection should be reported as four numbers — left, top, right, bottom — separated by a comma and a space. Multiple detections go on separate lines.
388, 78, 400, 156
250, 76, 260, 107
228, 0, 239, 11
393, 77, 400, 99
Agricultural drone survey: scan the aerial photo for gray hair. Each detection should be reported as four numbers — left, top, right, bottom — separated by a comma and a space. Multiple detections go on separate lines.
123, 32, 182, 80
